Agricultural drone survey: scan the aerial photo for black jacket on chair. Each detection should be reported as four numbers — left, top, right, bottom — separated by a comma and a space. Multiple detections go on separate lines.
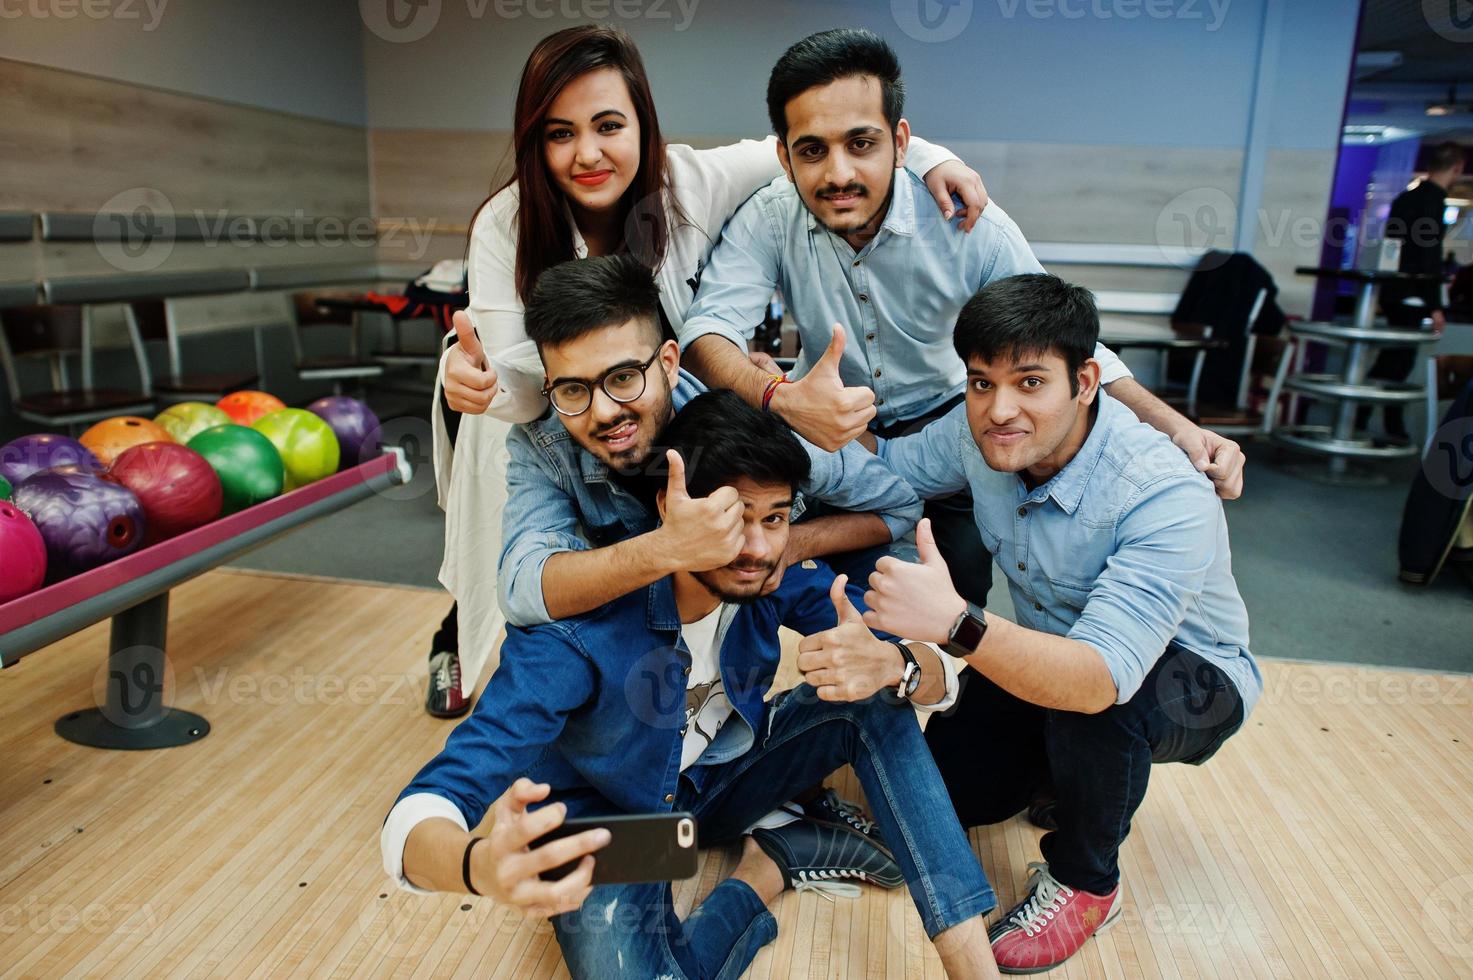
1399, 379, 1473, 585
1171, 251, 1287, 406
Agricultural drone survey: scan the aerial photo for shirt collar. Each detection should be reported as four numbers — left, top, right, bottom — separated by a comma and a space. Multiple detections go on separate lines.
1029, 390, 1126, 514
804, 168, 917, 241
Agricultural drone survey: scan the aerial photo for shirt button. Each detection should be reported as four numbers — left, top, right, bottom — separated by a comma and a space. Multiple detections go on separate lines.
866, 332, 876, 341
1017, 507, 1027, 518
876, 397, 885, 406
852, 259, 861, 267
1017, 562, 1027, 572
858, 293, 869, 303
664, 793, 674, 803
873, 369, 882, 378
682, 666, 691, 676
1033, 602, 1044, 612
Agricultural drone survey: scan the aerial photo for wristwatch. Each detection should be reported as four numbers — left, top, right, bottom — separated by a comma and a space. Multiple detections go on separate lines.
892, 642, 921, 700
943, 604, 988, 658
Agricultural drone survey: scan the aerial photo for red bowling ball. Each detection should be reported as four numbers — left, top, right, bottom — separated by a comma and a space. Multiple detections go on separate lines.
0, 501, 47, 602
106, 442, 223, 545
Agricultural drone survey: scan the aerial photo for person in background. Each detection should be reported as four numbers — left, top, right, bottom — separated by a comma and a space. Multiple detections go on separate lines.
1364, 141, 1466, 439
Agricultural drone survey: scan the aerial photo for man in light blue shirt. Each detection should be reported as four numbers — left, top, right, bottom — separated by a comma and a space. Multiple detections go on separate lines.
863, 273, 1259, 975
678, 28, 1246, 612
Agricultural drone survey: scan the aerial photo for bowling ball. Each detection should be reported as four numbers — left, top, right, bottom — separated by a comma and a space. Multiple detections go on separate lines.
12, 471, 145, 581
252, 409, 339, 490
80, 416, 176, 467
0, 501, 47, 602
305, 396, 381, 468
186, 425, 284, 514
0, 434, 102, 487
154, 402, 232, 444
217, 390, 286, 426
107, 442, 223, 544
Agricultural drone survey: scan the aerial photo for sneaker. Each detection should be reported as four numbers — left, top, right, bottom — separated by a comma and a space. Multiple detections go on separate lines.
989, 862, 1122, 974
787, 788, 893, 859
425, 650, 469, 718
752, 816, 904, 899
1026, 799, 1057, 831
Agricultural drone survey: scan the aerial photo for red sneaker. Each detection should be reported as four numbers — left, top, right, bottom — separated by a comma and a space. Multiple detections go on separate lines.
988, 862, 1122, 974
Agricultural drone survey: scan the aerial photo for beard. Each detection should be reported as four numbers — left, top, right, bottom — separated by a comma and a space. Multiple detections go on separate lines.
692, 558, 781, 605
802, 165, 896, 237
588, 377, 675, 476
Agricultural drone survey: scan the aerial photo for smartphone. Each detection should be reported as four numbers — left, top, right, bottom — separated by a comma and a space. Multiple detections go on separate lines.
531, 811, 699, 885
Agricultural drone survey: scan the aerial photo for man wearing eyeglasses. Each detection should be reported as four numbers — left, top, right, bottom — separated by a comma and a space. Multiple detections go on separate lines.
497, 253, 922, 634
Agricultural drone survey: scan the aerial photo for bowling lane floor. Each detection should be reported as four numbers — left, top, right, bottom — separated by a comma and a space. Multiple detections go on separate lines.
1, 571, 1470, 977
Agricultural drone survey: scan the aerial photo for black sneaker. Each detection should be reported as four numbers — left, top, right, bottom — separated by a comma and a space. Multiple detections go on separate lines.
1026, 799, 1058, 831
793, 788, 893, 860
752, 816, 904, 898
426, 650, 469, 718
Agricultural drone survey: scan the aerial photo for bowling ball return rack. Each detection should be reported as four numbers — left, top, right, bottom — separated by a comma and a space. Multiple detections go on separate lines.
0, 448, 412, 750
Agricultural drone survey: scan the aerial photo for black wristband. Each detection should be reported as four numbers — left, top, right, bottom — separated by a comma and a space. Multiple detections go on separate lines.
462, 836, 484, 896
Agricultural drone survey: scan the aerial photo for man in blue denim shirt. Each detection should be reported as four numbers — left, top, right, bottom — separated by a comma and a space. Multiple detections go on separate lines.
865, 274, 1260, 974
677, 29, 1247, 616
496, 255, 922, 629
384, 391, 1001, 979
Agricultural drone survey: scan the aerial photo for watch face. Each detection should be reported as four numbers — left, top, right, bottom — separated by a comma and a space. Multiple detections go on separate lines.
947, 614, 986, 656
904, 667, 921, 697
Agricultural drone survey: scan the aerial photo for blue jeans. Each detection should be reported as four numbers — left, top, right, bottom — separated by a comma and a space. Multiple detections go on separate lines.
553, 687, 994, 979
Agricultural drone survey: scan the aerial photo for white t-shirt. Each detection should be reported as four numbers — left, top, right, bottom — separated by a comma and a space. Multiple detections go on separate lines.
679, 603, 734, 770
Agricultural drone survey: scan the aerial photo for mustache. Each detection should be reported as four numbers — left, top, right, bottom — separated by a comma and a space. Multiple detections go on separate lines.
727, 559, 778, 573
591, 412, 639, 440
818, 182, 867, 200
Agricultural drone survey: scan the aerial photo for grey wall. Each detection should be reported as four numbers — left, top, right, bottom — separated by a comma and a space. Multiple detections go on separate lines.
0, 0, 368, 124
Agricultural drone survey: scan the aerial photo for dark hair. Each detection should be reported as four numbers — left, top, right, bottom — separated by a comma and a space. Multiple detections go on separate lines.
659, 390, 811, 499
1427, 141, 1466, 174
524, 255, 663, 349
766, 28, 905, 142
470, 26, 677, 305
953, 274, 1099, 397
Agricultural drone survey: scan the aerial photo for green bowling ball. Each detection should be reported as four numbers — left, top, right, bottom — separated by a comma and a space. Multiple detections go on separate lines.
0, 473, 10, 500
251, 409, 339, 491
155, 401, 232, 444
186, 424, 285, 514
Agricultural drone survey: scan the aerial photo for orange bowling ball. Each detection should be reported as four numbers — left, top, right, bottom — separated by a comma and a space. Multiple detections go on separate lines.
217, 390, 286, 426
78, 416, 175, 467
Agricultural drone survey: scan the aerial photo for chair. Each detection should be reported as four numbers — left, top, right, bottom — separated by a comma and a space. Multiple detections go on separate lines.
288, 292, 384, 395
127, 298, 260, 403
0, 304, 154, 428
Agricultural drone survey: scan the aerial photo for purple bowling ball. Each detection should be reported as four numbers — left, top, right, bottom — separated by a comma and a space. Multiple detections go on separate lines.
306, 396, 381, 468
12, 471, 145, 581
0, 434, 102, 488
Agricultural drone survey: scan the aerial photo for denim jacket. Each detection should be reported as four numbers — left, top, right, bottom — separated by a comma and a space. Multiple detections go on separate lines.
393, 561, 895, 824
497, 370, 923, 626
881, 391, 1261, 714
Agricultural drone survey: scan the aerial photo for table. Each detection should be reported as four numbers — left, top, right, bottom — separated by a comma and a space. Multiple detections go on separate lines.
1273, 267, 1446, 481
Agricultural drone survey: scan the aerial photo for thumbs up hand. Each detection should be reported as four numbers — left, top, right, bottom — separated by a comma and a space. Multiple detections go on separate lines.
796, 573, 906, 702
862, 519, 967, 645
655, 450, 744, 572
768, 323, 876, 452
444, 311, 501, 414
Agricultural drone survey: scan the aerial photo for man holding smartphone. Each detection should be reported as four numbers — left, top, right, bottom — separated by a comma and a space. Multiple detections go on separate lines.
384, 379, 1002, 977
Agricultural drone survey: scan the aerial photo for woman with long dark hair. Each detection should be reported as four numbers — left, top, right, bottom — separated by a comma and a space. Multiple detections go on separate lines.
427, 25, 985, 713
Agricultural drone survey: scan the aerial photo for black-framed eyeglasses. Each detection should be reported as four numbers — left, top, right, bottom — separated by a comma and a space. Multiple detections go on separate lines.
541, 349, 662, 417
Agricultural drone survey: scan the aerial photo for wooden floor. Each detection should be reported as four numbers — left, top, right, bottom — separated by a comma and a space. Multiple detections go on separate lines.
2, 570, 1471, 979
